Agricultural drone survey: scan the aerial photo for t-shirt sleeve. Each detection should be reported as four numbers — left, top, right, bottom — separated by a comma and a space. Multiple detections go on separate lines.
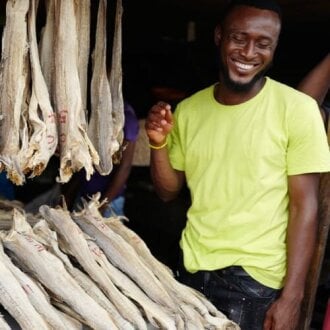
168, 103, 185, 171
287, 97, 330, 175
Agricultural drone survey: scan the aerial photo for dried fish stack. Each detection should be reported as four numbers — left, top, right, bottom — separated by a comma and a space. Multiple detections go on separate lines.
0, 197, 240, 330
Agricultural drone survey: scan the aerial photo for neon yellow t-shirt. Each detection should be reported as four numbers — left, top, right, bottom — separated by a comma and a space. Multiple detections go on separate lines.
168, 77, 330, 289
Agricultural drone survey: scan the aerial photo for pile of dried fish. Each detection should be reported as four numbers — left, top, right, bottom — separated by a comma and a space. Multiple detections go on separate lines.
0, 194, 240, 330
0, 0, 124, 185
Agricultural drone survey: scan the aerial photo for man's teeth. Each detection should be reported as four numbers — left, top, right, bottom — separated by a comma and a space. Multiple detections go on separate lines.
235, 62, 254, 70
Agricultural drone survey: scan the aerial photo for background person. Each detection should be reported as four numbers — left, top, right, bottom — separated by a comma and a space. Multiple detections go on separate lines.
297, 52, 330, 126
64, 101, 139, 217
297, 51, 330, 330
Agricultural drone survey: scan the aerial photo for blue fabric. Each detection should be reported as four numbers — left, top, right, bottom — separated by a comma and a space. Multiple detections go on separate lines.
0, 172, 15, 200
102, 196, 125, 217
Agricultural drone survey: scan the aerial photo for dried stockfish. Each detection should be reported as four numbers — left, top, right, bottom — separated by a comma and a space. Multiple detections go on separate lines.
33, 219, 134, 330
87, 238, 178, 330
179, 304, 206, 330
74, 0, 91, 122
24, 0, 58, 177
55, 309, 83, 330
2, 209, 117, 330
88, 0, 114, 175
72, 198, 177, 312
38, 0, 55, 101
50, 301, 86, 327
111, 220, 240, 329
100, 194, 240, 329
109, 0, 125, 154
15, 47, 31, 183
0, 0, 30, 185
0, 240, 49, 330
53, 0, 99, 183
39, 204, 147, 330
0, 313, 10, 330
106, 215, 174, 278
0, 210, 40, 231
0, 200, 24, 212
0, 242, 73, 330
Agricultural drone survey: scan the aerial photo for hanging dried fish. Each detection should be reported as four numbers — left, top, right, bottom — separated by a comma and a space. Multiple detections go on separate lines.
88, 0, 114, 175
24, 0, 58, 177
0, 0, 30, 185
109, 0, 125, 156
74, 0, 91, 123
38, 0, 55, 101
53, 0, 99, 183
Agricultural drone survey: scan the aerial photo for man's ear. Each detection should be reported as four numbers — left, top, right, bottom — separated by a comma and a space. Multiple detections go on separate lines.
214, 25, 222, 46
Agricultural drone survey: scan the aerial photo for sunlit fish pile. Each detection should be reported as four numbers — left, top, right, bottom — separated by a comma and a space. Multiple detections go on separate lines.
0, 194, 240, 330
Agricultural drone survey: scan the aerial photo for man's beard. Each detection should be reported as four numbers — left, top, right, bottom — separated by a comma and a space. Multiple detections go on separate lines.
219, 58, 273, 92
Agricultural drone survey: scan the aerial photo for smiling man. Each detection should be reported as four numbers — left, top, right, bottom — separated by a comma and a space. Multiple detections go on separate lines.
145, 0, 330, 329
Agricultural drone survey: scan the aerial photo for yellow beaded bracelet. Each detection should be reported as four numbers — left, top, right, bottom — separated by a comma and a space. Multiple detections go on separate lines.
149, 140, 168, 150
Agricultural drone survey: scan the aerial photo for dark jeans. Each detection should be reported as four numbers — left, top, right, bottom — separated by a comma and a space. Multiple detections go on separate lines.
176, 263, 281, 330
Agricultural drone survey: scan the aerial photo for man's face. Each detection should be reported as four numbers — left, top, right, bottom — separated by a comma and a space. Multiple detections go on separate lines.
215, 5, 281, 92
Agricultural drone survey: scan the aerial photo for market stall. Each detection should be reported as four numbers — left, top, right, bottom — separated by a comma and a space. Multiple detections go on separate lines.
0, 0, 241, 329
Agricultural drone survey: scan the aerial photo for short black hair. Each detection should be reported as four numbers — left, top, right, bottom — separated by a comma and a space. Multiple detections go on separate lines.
219, 0, 282, 24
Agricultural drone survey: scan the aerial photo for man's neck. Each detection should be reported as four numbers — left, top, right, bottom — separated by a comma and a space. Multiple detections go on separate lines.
214, 77, 266, 105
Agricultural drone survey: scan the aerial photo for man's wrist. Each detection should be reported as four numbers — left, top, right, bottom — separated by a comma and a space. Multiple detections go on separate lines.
149, 139, 167, 150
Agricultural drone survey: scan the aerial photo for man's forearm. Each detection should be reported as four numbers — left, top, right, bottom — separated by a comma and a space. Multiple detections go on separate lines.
150, 148, 184, 202
282, 207, 317, 302
282, 174, 319, 301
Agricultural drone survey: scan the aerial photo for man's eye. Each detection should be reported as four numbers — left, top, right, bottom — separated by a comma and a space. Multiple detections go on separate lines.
257, 42, 271, 49
231, 35, 245, 44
